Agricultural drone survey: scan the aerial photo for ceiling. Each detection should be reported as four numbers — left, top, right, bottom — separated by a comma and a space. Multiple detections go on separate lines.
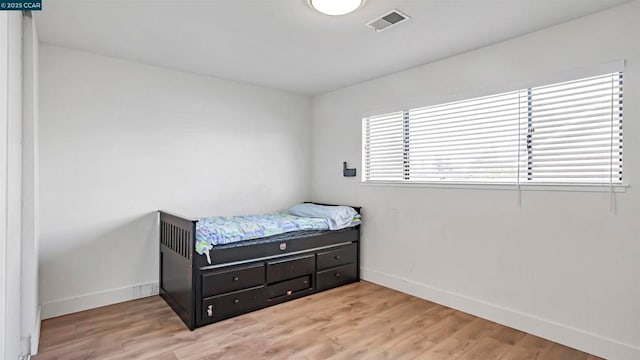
35, 0, 631, 95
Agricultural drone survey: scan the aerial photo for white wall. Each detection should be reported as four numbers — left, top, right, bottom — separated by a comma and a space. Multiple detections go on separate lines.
311, 2, 640, 360
38, 44, 312, 319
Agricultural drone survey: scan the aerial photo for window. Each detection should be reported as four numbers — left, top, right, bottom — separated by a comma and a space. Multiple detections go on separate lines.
362, 72, 624, 186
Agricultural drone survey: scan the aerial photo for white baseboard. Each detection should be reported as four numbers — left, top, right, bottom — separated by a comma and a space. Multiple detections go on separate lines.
41, 282, 159, 320
361, 267, 640, 360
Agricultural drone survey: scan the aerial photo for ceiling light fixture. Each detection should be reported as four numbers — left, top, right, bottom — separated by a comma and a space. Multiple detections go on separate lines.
309, 0, 363, 16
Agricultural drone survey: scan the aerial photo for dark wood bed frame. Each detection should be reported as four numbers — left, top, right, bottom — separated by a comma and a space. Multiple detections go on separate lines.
159, 203, 361, 330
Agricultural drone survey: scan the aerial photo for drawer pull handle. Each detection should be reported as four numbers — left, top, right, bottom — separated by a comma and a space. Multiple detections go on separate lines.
334, 255, 341, 260
207, 305, 213, 317
233, 299, 240, 304
286, 290, 292, 296
233, 276, 239, 282
335, 273, 341, 278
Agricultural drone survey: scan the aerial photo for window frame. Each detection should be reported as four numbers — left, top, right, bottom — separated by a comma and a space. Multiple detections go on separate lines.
361, 65, 628, 193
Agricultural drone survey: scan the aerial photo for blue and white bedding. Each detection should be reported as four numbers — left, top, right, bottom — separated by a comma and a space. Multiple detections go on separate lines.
194, 205, 361, 263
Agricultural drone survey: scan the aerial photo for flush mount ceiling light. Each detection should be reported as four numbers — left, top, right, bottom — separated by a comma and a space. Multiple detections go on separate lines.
309, 0, 363, 16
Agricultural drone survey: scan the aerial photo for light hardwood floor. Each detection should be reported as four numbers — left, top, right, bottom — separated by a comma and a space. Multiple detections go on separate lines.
34, 281, 603, 360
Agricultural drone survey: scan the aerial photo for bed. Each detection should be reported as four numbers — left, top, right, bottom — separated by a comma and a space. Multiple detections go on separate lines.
158, 202, 361, 330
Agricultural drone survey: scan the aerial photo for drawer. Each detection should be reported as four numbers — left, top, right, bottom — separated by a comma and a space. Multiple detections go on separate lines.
201, 262, 265, 297
266, 275, 312, 300
317, 243, 357, 271
202, 286, 264, 321
266, 254, 315, 284
317, 263, 358, 292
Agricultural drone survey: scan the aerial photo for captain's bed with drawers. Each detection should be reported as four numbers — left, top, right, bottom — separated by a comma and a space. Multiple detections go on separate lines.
158, 202, 361, 330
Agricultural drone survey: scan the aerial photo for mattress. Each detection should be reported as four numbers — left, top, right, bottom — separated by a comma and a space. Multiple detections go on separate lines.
195, 212, 361, 255
208, 228, 337, 250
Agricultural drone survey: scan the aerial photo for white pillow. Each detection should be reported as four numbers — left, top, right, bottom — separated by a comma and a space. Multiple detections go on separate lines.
288, 203, 357, 230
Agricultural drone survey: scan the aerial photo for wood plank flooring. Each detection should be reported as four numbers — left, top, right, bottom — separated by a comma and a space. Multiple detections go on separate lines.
34, 281, 603, 360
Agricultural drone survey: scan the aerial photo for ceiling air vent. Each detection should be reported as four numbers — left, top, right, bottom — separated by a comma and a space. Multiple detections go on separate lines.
366, 9, 410, 32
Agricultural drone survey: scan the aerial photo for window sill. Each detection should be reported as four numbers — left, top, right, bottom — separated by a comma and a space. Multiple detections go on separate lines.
360, 181, 628, 193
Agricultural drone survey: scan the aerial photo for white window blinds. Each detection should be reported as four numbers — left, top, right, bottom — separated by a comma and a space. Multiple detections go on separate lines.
362, 72, 624, 185
362, 111, 405, 181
